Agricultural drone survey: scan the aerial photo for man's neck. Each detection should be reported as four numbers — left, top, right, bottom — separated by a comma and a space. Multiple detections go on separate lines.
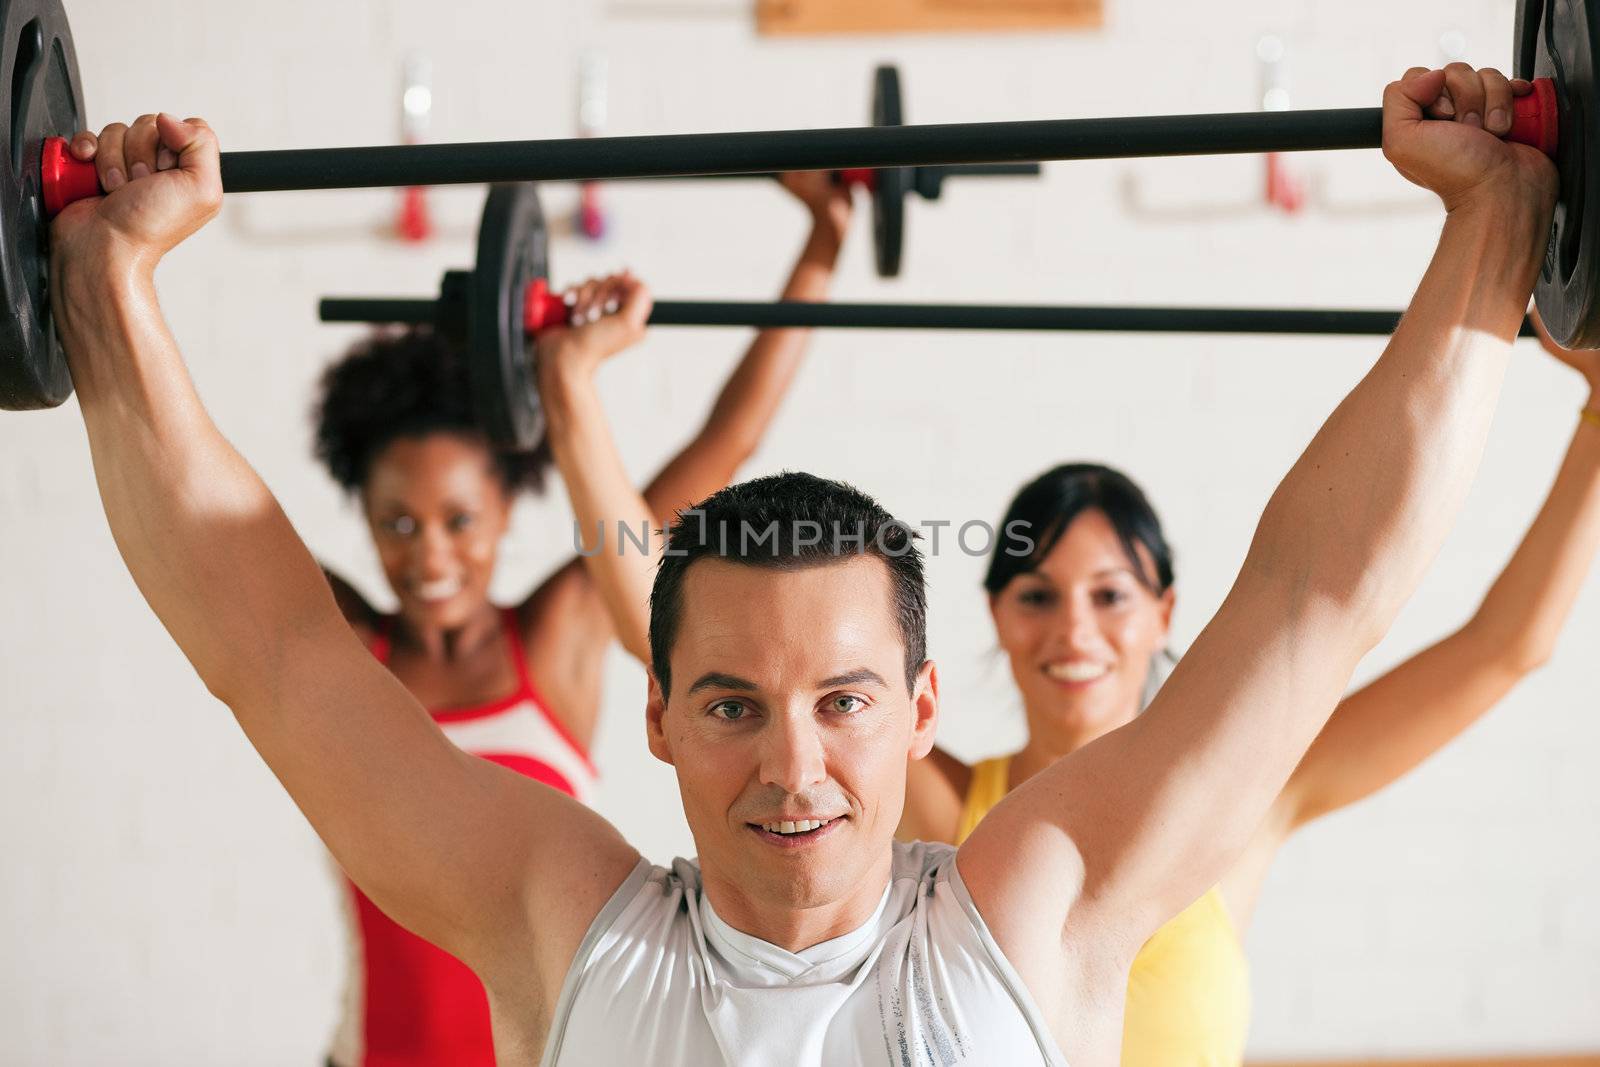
698, 848, 896, 953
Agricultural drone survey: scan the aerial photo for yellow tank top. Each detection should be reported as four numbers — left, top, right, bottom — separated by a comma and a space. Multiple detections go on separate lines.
955, 757, 1252, 1067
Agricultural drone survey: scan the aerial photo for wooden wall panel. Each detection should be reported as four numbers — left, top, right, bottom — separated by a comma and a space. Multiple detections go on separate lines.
756, 0, 1103, 36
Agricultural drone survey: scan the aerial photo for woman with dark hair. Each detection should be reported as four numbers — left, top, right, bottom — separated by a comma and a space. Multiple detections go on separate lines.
313, 174, 851, 1067
901, 326, 1600, 1066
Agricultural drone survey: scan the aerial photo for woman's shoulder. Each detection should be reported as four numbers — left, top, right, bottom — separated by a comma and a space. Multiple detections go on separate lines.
323, 567, 382, 637
899, 747, 977, 846
345, 610, 388, 653
921, 746, 975, 797
516, 557, 608, 641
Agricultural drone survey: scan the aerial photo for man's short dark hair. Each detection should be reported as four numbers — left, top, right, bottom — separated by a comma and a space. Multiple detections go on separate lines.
649, 472, 927, 695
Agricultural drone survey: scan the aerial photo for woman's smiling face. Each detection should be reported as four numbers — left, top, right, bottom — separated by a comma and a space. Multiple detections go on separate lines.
989, 509, 1174, 747
363, 433, 511, 631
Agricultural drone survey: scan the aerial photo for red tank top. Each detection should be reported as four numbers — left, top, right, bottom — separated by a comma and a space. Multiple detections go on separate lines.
328, 608, 598, 1067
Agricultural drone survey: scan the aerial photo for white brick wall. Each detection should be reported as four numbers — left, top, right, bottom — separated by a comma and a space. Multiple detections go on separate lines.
0, 0, 1595, 1062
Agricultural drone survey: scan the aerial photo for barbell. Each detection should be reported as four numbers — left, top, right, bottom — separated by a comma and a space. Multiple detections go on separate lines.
319, 182, 1540, 451
0, 0, 1592, 421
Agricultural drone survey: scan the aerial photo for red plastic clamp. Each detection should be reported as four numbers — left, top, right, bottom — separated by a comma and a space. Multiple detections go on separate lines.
836, 168, 877, 191
522, 278, 571, 333
40, 136, 101, 216
1509, 77, 1559, 158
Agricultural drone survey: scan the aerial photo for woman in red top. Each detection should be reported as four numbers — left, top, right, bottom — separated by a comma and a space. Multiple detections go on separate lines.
310, 174, 851, 1067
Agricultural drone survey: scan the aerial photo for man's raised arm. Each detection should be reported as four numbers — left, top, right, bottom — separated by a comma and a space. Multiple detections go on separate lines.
49, 115, 637, 996
959, 66, 1558, 1035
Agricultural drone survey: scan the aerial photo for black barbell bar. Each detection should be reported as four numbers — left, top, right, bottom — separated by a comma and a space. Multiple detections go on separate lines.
616, 162, 1044, 184
318, 294, 1539, 338
43, 111, 1383, 201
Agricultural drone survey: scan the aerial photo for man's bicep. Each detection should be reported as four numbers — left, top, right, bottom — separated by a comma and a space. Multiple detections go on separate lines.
956, 739, 1129, 970
966, 584, 1355, 950
1037, 607, 1308, 939
320, 566, 378, 630
389, 749, 641, 998
953, 633, 1266, 1016
514, 780, 644, 998
237, 620, 636, 967
955, 799, 1108, 1045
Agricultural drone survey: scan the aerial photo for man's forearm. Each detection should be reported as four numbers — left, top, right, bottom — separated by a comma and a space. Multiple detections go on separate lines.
1245, 202, 1543, 649
1199, 200, 1546, 838
61, 260, 338, 704
1271, 399, 1600, 833
975, 196, 1551, 948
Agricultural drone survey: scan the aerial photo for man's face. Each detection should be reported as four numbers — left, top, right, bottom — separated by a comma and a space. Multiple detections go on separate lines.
647, 555, 937, 921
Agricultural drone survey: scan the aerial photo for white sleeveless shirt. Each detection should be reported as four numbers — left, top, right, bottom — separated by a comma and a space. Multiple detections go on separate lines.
540, 841, 1069, 1066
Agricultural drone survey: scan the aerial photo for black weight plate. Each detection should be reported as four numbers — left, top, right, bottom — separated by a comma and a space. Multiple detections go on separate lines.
470, 183, 548, 449
1528, 0, 1600, 347
872, 64, 908, 279
1516, 0, 1545, 80
436, 269, 471, 343
0, 0, 83, 410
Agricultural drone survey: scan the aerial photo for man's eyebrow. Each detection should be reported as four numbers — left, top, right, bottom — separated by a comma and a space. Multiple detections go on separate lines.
818, 668, 890, 690
686, 672, 760, 695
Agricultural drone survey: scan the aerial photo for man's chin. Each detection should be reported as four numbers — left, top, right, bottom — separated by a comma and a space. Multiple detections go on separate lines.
753, 865, 848, 910
738, 824, 861, 905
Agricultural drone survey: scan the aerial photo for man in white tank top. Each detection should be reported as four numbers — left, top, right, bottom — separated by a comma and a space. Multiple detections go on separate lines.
61, 68, 1551, 1066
